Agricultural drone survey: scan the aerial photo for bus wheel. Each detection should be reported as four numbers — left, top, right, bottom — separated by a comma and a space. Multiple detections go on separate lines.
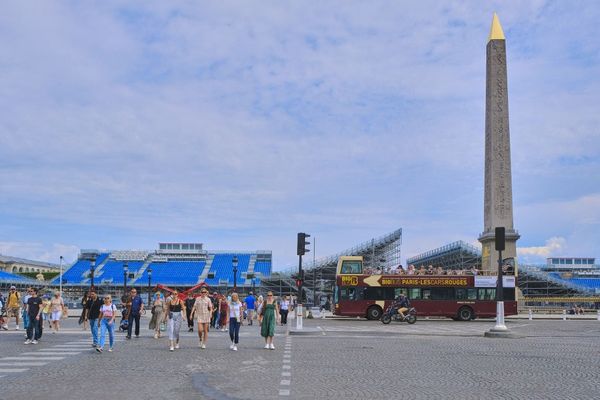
457, 307, 474, 321
367, 306, 382, 320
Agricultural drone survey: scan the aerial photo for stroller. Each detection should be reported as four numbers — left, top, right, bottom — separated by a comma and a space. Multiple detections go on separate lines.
118, 306, 129, 332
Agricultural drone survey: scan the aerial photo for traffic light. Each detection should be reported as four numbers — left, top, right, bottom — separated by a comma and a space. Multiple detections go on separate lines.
297, 232, 311, 256
296, 278, 302, 288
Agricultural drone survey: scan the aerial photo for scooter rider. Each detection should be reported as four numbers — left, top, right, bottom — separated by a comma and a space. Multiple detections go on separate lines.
394, 294, 410, 319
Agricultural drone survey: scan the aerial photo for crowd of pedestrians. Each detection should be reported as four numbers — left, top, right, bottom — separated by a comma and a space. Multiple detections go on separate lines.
0, 285, 68, 340
1, 286, 292, 353
364, 264, 480, 276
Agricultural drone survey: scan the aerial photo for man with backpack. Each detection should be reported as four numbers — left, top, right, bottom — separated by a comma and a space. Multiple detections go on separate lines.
6, 286, 21, 330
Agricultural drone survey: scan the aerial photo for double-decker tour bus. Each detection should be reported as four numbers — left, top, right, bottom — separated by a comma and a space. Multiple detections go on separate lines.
333, 256, 517, 321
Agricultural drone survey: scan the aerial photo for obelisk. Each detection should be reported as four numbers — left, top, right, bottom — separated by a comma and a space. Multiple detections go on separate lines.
478, 13, 520, 273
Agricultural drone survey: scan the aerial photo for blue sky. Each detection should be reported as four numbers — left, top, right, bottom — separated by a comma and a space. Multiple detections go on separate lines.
1, 1, 599, 269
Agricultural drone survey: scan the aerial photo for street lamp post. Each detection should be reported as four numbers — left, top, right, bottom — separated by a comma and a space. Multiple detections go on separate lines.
147, 267, 152, 305
59, 256, 64, 295
123, 262, 129, 296
232, 255, 239, 292
90, 256, 96, 289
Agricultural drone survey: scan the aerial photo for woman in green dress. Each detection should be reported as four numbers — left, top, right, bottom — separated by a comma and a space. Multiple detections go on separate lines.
259, 291, 280, 350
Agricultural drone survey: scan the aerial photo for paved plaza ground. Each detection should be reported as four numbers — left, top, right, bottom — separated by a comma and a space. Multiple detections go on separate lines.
0, 316, 598, 399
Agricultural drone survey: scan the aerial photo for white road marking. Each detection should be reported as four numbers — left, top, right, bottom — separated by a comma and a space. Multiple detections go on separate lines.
280, 380, 290, 385
279, 390, 290, 396
0, 362, 48, 367
282, 365, 291, 370
22, 352, 81, 356
281, 372, 291, 377
2, 356, 64, 361
0, 368, 29, 373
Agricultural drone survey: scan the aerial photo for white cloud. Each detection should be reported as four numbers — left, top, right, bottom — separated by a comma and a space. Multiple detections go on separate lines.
0, 2, 599, 268
0, 242, 79, 265
518, 236, 566, 260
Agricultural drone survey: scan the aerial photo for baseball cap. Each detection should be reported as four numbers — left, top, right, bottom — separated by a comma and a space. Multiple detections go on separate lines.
10, 285, 16, 289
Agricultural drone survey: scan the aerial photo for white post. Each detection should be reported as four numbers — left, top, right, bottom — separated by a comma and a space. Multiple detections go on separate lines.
59, 256, 63, 295
296, 304, 303, 329
493, 301, 507, 331
528, 308, 533, 321
597, 310, 599, 321
562, 309, 567, 321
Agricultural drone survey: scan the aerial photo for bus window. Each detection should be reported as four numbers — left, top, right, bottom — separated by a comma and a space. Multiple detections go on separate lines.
456, 288, 466, 300
364, 287, 385, 300
394, 288, 408, 298
340, 260, 363, 274
340, 288, 354, 300
431, 288, 454, 300
408, 288, 421, 300
467, 288, 477, 300
422, 289, 431, 300
478, 288, 496, 300
503, 288, 515, 301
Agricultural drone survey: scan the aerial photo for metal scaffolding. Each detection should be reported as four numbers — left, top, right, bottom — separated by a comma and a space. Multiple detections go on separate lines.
406, 240, 482, 270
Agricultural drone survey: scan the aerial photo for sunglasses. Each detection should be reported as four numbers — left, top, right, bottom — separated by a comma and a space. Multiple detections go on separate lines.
267, 295, 273, 297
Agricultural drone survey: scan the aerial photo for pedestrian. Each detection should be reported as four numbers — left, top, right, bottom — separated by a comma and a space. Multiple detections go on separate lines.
210, 292, 220, 329
84, 290, 103, 348
96, 295, 117, 353
256, 295, 264, 317
125, 288, 144, 339
244, 292, 256, 326
149, 292, 165, 339
219, 296, 229, 332
6, 286, 21, 330
191, 288, 213, 349
41, 295, 52, 329
259, 291, 280, 350
50, 291, 65, 333
0, 296, 7, 330
164, 290, 185, 351
228, 292, 243, 351
185, 293, 195, 332
22, 287, 32, 331
279, 295, 291, 325
79, 291, 89, 331
24, 288, 42, 344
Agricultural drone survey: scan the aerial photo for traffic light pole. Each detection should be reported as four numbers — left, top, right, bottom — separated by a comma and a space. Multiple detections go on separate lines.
296, 253, 303, 329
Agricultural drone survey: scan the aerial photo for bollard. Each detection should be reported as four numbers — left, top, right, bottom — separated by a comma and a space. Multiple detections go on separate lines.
528, 309, 533, 321
562, 309, 567, 321
597, 310, 600, 321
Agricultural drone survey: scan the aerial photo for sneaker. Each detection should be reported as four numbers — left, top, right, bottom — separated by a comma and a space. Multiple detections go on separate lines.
96, 347, 103, 353
32, 340, 38, 344
269, 344, 275, 350
201, 343, 206, 349
15, 326, 19, 330
125, 336, 131, 340
230, 343, 235, 350
1, 325, 7, 330
232, 345, 238, 351
175, 343, 180, 349
264, 344, 269, 349
108, 348, 113, 352
24, 339, 32, 344
169, 346, 174, 352
154, 333, 158, 339
135, 335, 139, 338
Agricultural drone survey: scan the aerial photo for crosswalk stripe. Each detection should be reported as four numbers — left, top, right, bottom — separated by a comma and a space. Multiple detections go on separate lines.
22, 352, 81, 356
2, 357, 65, 361
0, 368, 29, 373
0, 362, 49, 367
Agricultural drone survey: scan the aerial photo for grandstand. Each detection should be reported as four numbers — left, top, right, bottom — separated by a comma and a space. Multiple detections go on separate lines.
0, 269, 40, 289
47, 244, 272, 295
406, 240, 482, 270
261, 228, 403, 303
